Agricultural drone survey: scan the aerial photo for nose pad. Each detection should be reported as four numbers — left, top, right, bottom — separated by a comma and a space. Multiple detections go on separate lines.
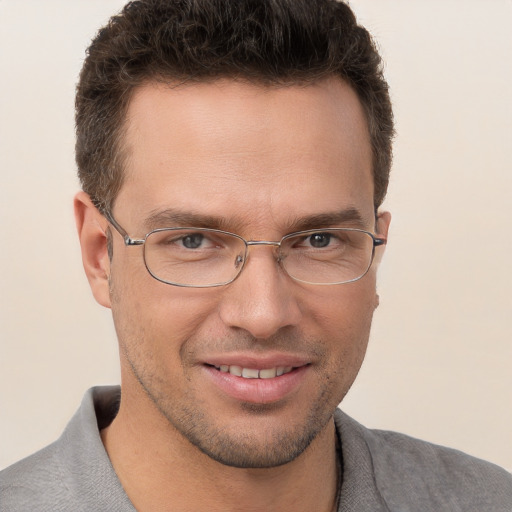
275, 249, 285, 265
234, 253, 244, 269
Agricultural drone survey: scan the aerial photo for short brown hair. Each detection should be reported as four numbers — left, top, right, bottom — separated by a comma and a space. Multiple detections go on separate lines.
76, 0, 394, 214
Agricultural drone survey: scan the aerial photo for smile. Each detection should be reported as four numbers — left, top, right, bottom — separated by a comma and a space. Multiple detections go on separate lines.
213, 365, 295, 379
205, 362, 309, 403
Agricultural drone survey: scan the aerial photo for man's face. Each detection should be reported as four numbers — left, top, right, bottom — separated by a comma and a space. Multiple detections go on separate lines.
106, 78, 388, 468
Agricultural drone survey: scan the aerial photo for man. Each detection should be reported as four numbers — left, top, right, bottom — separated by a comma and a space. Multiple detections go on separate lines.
1, 0, 511, 510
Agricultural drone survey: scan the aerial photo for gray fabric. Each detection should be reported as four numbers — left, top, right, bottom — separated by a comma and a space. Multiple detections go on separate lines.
1, 386, 511, 511
335, 411, 512, 511
0, 387, 134, 512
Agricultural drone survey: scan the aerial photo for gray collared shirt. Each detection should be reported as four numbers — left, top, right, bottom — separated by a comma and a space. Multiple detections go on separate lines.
1, 386, 511, 511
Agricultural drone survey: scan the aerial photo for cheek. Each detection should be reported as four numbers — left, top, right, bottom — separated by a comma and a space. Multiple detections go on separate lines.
305, 279, 376, 371
109, 257, 221, 356
306, 274, 377, 331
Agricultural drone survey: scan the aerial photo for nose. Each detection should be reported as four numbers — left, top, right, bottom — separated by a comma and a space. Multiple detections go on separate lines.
218, 247, 302, 339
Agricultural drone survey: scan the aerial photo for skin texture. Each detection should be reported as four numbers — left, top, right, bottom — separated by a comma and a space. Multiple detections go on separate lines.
75, 77, 390, 512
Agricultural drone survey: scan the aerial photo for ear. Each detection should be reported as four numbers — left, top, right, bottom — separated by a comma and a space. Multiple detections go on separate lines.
376, 210, 391, 238
373, 210, 391, 266
74, 191, 111, 308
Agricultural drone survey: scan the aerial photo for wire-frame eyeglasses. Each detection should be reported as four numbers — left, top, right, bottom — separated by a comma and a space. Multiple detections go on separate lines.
105, 212, 386, 288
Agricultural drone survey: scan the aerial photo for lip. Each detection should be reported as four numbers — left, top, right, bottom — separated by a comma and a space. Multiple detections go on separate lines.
202, 353, 311, 404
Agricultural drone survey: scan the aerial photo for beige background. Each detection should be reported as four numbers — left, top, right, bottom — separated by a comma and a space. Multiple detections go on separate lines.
1, 0, 511, 471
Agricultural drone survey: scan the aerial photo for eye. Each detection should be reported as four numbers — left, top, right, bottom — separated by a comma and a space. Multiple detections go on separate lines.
153, 229, 233, 252
288, 231, 350, 252
181, 233, 205, 249
307, 233, 332, 248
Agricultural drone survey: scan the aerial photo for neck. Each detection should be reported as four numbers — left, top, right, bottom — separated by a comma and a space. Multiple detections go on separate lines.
101, 387, 340, 512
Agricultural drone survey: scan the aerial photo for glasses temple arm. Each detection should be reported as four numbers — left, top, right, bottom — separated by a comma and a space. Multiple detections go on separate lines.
104, 211, 144, 246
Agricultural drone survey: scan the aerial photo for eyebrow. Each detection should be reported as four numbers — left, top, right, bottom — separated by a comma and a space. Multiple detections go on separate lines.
143, 206, 369, 234
144, 209, 233, 232
286, 208, 368, 232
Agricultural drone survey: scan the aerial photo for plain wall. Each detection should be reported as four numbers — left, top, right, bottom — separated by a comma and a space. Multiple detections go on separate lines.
1, 0, 511, 471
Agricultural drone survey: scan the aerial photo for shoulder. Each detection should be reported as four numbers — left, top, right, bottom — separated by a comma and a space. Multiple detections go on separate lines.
0, 442, 72, 512
0, 386, 125, 512
334, 409, 512, 511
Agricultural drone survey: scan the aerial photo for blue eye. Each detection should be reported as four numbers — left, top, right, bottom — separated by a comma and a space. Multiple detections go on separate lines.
308, 233, 332, 248
181, 234, 204, 249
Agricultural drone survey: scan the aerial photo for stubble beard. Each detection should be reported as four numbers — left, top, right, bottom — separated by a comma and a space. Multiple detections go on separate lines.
132, 363, 339, 468
110, 276, 372, 469
121, 333, 357, 469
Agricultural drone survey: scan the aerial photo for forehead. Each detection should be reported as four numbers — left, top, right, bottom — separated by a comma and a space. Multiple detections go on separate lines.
118, 78, 374, 233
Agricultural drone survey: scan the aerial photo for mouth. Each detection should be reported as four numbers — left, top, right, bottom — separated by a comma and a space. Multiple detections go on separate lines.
210, 364, 295, 379
203, 360, 310, 404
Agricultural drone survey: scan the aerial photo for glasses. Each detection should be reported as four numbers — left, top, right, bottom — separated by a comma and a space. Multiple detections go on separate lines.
105, 213, 386, 288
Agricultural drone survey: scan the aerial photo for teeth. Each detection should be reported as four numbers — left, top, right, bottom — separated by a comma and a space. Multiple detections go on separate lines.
242, 368, 259, 379
216, 365, 294, 379
259, 368, 277, 379
229, 365, 243, 377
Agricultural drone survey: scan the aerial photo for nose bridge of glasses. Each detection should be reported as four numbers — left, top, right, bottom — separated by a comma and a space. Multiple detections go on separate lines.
237, 240, 286, 282
245, 240, 283, 260
246, 240, 281, 248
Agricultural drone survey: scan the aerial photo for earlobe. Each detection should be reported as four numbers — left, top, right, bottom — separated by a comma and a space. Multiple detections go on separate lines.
74, 191, 112, 308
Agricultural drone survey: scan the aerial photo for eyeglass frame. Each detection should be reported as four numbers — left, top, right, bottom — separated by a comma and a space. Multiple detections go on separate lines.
104, 211, 387, 288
